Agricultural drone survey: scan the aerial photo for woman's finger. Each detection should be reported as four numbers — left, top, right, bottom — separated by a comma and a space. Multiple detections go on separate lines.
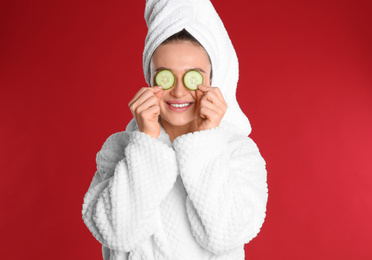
198, 85, 226, 104
197, 84, 211, 93
203, 90, 219, 104
138, 103, 160, 121
195, 89, 204, 103
132, 90, 157, 110
152, 86, 164, 99
201, 91, 227, 114
134, 95, 159, 116
199, 97, 224, 115
128, 87, 148, 108
128, 86, 162, 108
200, 106, 220, 122
210, 86, 225, 103
129, 87, 162, 112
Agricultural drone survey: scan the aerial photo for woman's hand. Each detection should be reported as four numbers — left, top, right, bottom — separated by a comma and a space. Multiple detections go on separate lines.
128, 86, 163, 138
195, 85, 227, 131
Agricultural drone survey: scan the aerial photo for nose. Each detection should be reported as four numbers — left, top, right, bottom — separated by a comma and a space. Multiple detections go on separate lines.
169, 77, 188, 98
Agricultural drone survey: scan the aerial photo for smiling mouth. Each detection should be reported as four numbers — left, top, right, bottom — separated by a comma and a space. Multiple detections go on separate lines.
167, 102, 192, 108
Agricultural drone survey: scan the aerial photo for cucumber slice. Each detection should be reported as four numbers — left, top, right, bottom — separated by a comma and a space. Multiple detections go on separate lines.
155, 69, 175, 90
183, 70, 203, 90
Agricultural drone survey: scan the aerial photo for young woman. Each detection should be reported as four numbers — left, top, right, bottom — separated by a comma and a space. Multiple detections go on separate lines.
82, 1, 267, 259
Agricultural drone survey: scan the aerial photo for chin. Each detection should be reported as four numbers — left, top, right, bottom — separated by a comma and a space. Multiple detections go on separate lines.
161, 115, 196, 128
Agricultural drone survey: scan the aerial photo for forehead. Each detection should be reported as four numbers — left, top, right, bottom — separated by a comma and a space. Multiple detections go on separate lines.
151, 41, 211, 70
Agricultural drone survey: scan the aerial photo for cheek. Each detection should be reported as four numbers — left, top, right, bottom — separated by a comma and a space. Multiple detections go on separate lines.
204, 76, 211, 86
189, 90, 197, 98
158, 92, 166, 106
158, 91, 169, 112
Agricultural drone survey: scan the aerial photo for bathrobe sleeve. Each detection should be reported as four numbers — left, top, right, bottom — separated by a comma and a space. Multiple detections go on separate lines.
82, 130, 178, 252
172, 126, 268, 255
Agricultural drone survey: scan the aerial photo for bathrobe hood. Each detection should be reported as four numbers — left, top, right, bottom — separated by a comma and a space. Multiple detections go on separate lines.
126, 0, 252, 136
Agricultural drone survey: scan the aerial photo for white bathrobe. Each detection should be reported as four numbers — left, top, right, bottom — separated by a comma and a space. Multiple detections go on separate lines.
82, 0, 268, 259
82, 123, 267, 259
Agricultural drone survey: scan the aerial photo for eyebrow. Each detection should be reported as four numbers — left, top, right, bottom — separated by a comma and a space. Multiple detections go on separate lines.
154, 67, 170, 73
154, 67, 207, 74
187, 67, 207, 74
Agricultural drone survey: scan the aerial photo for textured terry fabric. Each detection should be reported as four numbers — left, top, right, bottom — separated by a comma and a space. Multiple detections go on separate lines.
142, 0, 251, 136
82, 126, 268, 259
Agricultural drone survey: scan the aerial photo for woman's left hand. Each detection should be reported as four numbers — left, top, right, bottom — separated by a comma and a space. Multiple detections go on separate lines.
195, 85, 227, 131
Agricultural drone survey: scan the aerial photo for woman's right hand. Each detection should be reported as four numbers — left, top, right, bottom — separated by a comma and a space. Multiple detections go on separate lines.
128, 86, 163, 139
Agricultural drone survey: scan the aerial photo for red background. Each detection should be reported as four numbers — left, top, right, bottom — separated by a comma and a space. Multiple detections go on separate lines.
1, 0, 371, 259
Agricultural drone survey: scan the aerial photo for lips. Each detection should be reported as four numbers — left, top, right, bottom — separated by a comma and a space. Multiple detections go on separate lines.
168, 103, 191, 108
165, 101, 193, 112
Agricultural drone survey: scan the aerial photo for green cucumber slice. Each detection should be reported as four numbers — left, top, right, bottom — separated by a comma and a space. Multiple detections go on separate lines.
183, 70, 203, 90
155, 69, 175, 90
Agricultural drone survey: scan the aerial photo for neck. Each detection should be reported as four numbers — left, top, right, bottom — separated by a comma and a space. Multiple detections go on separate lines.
160, 118, 197, 143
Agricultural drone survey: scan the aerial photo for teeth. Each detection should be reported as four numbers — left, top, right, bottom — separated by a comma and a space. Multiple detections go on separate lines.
169, 103, 191, 108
